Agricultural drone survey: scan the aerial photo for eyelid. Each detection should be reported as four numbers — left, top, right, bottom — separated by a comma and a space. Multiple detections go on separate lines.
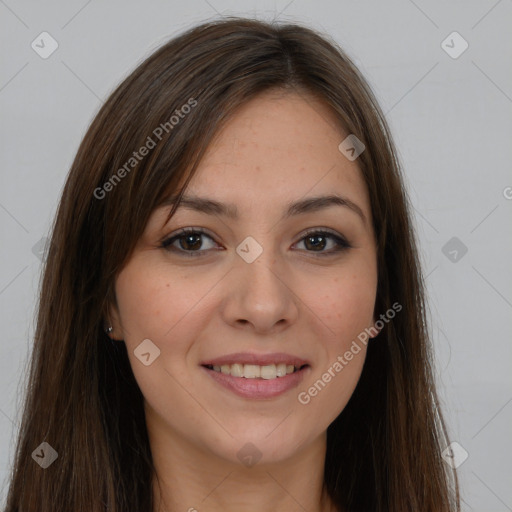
298, 227, 348, 242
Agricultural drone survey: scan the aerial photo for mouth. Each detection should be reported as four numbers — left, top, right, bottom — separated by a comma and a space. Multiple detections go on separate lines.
200, 354, 310, 399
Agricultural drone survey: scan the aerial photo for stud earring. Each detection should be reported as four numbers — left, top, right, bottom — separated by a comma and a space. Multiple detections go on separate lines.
105, 326, 113, 334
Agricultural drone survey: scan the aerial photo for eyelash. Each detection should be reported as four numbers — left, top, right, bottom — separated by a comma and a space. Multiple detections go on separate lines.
160, 227, 351, 258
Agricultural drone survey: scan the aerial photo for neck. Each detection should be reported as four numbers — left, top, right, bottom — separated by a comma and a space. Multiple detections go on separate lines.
148, 417, 339, 512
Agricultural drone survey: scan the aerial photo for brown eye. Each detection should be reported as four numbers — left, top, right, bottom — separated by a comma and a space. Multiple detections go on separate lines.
304, 233, 328, 251
177, 233, 203, 251
161, 228, 217, 256
295, 230, 351, 255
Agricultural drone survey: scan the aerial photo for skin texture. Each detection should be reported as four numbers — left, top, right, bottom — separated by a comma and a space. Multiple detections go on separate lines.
110, 90, 378, 512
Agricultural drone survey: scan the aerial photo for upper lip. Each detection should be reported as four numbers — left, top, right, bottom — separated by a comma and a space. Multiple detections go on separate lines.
201, 352, 310, 367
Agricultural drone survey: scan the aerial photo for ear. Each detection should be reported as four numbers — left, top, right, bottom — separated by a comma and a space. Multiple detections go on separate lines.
105, 291, 124, 341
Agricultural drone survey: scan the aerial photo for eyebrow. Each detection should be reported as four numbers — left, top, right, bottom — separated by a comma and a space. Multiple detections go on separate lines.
164, 193, 367, 225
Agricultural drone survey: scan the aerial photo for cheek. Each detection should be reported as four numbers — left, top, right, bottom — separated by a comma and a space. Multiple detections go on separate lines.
114, 261, 207, 342
298, 343, 367, 431
300, 258, 376, 399
113, 261, 222, 395
296, 272, 374, 424
310, 262, 377, 343
113, 263, 207, 407
114, 268, 163, 341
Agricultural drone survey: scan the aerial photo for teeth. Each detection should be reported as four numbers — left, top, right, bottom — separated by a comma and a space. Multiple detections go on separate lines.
260, 365, 275, 380
276, 364, 287, 377
208, 362, 302, 379
231, 363, 243, 377
243, 364, 260, 378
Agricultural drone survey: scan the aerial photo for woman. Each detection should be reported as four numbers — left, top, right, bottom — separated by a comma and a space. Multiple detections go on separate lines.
5, 17, 460, 512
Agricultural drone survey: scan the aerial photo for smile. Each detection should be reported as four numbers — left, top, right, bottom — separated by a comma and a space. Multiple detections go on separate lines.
204, 363, 305, 379
200, 352, 311, 399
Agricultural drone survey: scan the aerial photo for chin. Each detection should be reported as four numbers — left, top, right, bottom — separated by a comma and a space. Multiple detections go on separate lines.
208, 424, 312, 467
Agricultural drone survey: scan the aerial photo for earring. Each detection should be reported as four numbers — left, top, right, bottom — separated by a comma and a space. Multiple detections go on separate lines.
105, 326, 113, 334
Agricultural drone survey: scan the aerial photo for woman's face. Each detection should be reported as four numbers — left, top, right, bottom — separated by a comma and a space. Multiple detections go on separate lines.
111, 90, 378, 466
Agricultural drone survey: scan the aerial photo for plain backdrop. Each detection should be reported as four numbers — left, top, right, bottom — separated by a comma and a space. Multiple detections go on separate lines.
1, 1, 511, 510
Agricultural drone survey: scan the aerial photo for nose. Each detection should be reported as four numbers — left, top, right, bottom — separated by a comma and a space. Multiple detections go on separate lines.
221, 247, 299, 335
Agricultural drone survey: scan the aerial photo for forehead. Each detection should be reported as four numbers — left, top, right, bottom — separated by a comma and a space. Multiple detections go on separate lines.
179, 90, 371, 220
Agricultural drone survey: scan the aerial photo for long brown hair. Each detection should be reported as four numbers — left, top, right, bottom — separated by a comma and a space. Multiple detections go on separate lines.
5, 17, 460, 512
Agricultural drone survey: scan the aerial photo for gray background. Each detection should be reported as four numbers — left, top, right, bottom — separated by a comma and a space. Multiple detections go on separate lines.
1, 0, 511, 510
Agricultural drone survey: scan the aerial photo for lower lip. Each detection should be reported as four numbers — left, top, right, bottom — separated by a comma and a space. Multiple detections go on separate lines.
201, 365, 309, 399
